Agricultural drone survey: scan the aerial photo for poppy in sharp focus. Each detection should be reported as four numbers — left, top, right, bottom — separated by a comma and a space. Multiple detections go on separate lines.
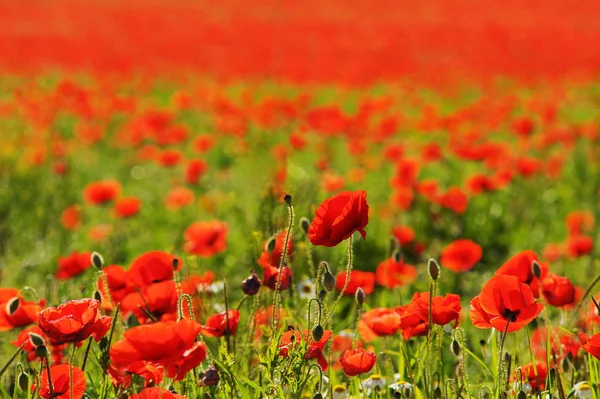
339, 348, 376, 376
440, 239, 482, 272
38, 298, 112, 345
308, 190, 369, 247
128, 250, 182, 289
470, 275, 543, 333
120, 280, 179, 323
183, 220, 228, 257
411, 292, 462, 327
495, 250, 546, 298
359, 308, 402, 340
541, 274, 576, 307
38, 365, 86, 399
110, 320, 207, 381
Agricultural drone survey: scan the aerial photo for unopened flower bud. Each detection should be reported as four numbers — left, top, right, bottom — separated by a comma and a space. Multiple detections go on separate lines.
313, 394, 323, 399
201, 367, 219, 386
300, 217, 311, 235
265, 236, 277, 253
355, 287, 365, 306
172, 258, 179, 270
531, 260, 542, 279
432, 385, 442, 399
18, 371, 29, 391
318, 289, 327, 300
35, 345, 48, 358
93, 290, 103, 303
322, 270, 335, 292
428, 259, 440, 281
284, 194, 292, 206
7, 297, 19, 315
312, 325, 324, 342
91, 251, 104, 270
242, 271, 261, 296
28, 332, 46, 348
517, 390, 527, 399
451, 340, 460, 356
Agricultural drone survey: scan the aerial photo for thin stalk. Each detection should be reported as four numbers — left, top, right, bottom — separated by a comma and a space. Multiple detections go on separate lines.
323, 235, 354, 325
81, 337, 93, 372
496, 320, 510, 399
272, 202, 295, 330
0, 343, 24, 378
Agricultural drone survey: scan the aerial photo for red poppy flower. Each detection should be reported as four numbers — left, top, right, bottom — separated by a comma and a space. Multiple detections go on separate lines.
128, 251, 182, 289
12, 325, 66, 363
513, 362, 547, 392
579, 332, 600, 360
263, 265, 293, 290
541, 274, 576, 307
38, 298, 112, 345
183, 220, 228, 257
542, 243, 562, 262
129, 387, 187, 399
279, 329, 333, 371
531, 327, 580, 360
60, 205, 80, 231
38, 365, 86, 399
121, 280, 179, 323
110, 320, 206, 381
566, 211, 594, 236
470, 275, 543, 333
157, 149, 184, 167
440, 239, 482, 272
466, 174, 497, 194
375, 258, 417, 288
565, 235, 593, 258
495, 250, 546, 298
200, 310, 240, 337
193, 135, 215, 153
0, 288, 46, 331
335, 270, 375, 296
97, 265, 132, 306
339, 348, 376, 376
165, 187, 195, 210
511, 116, 535, 137
186, 159, 208, 185
114, 196, 142, 218
308, 190, 369, 247
56, 251, 92, 280
83, 180, 121, 205
439, 186, 468, 214
359, 308, 402, 340
410, 292, 462, 327
391, 225, 416, 246
258, 230, 293, 268
395, 304, 428, 340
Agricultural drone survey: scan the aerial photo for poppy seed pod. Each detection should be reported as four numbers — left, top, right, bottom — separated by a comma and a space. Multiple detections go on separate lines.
312, 324, 324, 342
242, 271, 261, 296
322, 270, 336, 292
428, 259, 440, 281
355, 287, 366, 306
91, 251, 104, 270
300, 217, 311, 235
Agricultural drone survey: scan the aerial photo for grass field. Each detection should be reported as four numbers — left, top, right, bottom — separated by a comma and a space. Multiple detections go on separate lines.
1, 1, 600, 398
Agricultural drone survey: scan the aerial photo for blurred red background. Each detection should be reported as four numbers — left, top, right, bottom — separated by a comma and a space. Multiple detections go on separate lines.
1, 0, 599, 84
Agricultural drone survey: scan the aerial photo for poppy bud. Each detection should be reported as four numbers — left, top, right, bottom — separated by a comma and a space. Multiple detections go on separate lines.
93, 290, 103, 303
450, 340, 460, 356
318, 289, 327, 301
562, 357, 570, 372
35, 345, 48, 358
313, 394, 323, 399
355, 287, 365, 306
531, 260, 542, 279
173, 258, 179, 270
265, 236, 277, 253
432, 385, 442, 399
428, 259, 440, 281
284, 194, 292, 206
392, 249, 401, 263
28, 332, 46, 348
322, 270, 335, 292
91, 251, 104, 270
242, 271, 261, 296
7, 297, 19, 315
201, 367, 219, 386
300, 217, 310, 235
18, 371, 29, 391
312, 325, 324, 342
517, 390, 527, 399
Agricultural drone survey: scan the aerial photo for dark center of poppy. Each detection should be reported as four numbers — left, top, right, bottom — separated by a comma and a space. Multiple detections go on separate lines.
503, 308, 520, 322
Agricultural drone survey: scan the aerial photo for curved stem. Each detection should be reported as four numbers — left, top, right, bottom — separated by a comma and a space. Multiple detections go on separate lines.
272, 203, 295, 331
323, 235, 354, 325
